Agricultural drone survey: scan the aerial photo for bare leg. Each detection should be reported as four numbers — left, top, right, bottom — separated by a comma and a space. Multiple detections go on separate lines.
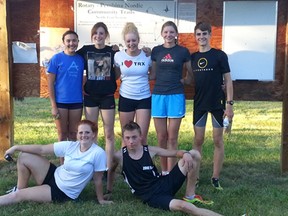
153, 118, 168, 172
135, 109, 151, 145
84, 106, 100, 142
68, 108, 83, 141
101, 109, 115, 192
193, 126, 206, 179
169, 199, 223, 216
212, 127, 224, 178
0, 152, 52, 206
167, 118, 182, 171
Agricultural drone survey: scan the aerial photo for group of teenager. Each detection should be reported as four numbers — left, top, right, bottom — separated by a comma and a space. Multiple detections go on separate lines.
2, 20, 233, 216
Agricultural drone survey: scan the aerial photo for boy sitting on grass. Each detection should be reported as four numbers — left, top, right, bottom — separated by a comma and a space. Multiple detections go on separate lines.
107, 121, 222, 216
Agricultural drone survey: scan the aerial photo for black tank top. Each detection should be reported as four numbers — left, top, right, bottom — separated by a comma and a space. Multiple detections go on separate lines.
122, 145, 160, 201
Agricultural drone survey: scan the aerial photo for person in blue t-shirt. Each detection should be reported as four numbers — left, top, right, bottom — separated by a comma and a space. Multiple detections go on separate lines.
47, 30, 84, 164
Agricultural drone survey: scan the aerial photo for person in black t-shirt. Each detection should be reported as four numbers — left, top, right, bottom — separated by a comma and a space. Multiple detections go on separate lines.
191, 22, 234, 190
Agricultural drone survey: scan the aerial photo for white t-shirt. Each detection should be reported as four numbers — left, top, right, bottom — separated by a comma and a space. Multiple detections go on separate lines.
53, 141, 107, 199
114, 50, 152, 100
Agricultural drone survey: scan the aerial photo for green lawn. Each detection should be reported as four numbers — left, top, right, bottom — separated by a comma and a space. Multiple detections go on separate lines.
0, 98, 287, 216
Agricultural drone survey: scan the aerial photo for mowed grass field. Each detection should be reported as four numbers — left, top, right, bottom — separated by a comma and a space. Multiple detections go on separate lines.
0, 98, 287, 216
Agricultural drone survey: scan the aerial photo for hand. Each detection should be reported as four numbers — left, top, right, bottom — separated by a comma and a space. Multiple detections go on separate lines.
142, 46, 151, 57
5, 146, 17, 158
183, 152, 194, 171
112, 44, 119, 52
51, 107, 60, 119
98, 200, 114, 205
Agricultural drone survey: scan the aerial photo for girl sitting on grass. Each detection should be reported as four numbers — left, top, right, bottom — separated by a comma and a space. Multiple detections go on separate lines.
1, 120, 112, 206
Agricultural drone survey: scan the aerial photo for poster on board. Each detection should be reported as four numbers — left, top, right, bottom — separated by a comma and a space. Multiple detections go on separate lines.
74, 0, 177, 49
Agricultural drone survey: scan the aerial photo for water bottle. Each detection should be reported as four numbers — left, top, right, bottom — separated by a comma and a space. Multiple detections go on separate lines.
223, 117, 231, 134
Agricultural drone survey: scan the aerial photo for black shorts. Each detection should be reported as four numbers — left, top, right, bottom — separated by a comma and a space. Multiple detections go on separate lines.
193, 109, 224, 128
84, 94, 115, 109
42, 163, 72, 202
118, 95, 151, 112
56, 103, 83, 110
144, 164, 186, 211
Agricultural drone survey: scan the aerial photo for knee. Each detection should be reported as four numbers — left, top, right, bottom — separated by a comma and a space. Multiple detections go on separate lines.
18, 152, 32, 163
189, 150, 201, 162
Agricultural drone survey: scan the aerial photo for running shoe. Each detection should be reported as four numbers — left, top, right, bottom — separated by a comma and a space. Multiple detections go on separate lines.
183, 195, 214, 206
211, 177, 223, 190
6, 186, 17, 194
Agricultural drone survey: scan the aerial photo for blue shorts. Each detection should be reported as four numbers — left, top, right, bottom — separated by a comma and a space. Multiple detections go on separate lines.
151, 94, 185, 118
144, 164, 186, 210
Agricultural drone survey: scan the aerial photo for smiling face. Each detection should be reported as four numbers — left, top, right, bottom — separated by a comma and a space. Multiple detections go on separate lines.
63, 33, 79, 55
91, 26, 107, 48
161, 25, 178, 46
195, 29, 211, 48
77, 123, 96, 146
124, 32, 139, 54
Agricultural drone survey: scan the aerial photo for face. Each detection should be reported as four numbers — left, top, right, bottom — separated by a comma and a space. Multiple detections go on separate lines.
92, 27, 107, 47
195, 29, 211, 47
161, 25, 178, 44
124, 32, 139, 52
63, 34, 79, 54
123, 129, 142, 150
77, 124, 96, 145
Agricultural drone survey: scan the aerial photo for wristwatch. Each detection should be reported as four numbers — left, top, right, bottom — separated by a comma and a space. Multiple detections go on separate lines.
226, 100, 234, 105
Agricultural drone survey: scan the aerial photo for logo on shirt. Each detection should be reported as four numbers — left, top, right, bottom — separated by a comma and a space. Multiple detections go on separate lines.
124, 60, 133, 68
143, 166, 154, 170
161, 53, 174, 63
198, 58, 208, 68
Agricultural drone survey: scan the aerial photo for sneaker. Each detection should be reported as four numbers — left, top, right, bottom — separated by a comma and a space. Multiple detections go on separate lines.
183, 195, 214, 206
211, 178, 223, 190
6, 186, 17, 194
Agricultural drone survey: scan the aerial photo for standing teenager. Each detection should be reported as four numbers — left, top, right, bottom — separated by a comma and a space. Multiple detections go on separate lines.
47, 30, 84, 164
191, 22, 234, 190
77, 22, 118, 193
150, 21, 193, 174
114, 22, 152, 146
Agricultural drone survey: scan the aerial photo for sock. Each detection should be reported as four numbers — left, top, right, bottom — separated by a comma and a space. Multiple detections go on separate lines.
185, 194, 195, 200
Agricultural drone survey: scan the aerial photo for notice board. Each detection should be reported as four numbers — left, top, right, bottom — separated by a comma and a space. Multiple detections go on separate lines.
222, 1, 278, 81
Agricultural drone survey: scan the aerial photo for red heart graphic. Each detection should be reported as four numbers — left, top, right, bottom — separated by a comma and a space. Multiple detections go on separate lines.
124, 60, 133, 68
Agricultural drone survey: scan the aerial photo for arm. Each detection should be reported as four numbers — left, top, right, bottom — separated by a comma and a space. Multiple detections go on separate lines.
181, 60, 193, 85
148, 61, 157, 80
5, 144, 54, 157
106, 151, 122, 194
223, 72, 234, 120
93, 171, 113, 205
47, 73, 59, 119
114, 66, 121, 80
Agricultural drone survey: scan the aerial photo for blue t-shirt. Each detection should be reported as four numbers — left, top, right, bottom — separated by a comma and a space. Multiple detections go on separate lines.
47, 52, 84, 103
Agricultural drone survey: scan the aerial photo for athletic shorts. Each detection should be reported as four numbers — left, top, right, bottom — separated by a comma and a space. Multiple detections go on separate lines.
193, 109, 224, 128
84, 94, 115, 109
144, 164, 186, 211
42, 163, 72, 202
56, 103, 83, 110
118, 95, 151, 112
151, 94, 185, 118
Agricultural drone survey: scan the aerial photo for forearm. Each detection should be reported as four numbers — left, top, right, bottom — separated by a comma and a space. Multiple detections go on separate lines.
94, 179, 105, 203
6, 144, 52, 156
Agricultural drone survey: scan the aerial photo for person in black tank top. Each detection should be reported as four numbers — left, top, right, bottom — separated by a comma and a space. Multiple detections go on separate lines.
108, 121, 222, 216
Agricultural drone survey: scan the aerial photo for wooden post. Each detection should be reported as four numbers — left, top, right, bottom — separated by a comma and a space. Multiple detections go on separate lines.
281, 7, 288, 173
0, 0, 13, 157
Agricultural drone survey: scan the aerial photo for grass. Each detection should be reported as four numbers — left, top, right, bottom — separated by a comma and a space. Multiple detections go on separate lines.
0, 98, 287, 216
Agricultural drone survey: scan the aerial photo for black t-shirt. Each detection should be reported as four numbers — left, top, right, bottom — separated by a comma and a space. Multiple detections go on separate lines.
191, 48, 230, 111
77, 45, 117, 96
122, 145, 160, 201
